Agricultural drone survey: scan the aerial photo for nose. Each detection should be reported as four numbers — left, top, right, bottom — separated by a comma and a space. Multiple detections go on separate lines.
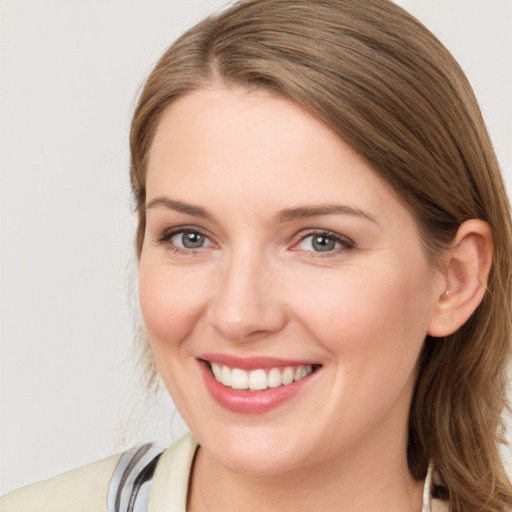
207, 249, 287, 342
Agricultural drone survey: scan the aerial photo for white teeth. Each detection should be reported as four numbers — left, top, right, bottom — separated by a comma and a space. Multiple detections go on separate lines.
231, 368, 249, 389
249, 369, 267, 391
221, 365, 232, 387
209, 363, 315, 391
267, 368, 282, 388
211, 362, 222, 381
281, 367, 294, 385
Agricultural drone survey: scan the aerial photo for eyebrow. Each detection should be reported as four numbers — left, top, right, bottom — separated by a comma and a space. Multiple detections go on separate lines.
275, 204, 380, 225
145, 197, 213, 219
146, 197, 379, 226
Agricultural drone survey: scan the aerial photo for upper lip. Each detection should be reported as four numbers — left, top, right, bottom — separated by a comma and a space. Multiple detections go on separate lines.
198, 353, 320, 370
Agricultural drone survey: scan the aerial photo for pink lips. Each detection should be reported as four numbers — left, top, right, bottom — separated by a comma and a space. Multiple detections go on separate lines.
198, 354, 319, 414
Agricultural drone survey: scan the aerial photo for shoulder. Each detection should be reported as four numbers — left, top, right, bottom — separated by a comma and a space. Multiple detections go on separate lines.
424, 464, 450, 512
0, 453, 121, 512
431, 499, 449, 512
0, 433, 199, 512
149, 431, 199, 510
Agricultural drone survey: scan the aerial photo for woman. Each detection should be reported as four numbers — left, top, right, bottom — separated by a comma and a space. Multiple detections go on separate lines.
2, 0, 511, 511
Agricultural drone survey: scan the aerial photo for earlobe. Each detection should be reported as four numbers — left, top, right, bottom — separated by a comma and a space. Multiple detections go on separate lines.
428, 219, 493, 338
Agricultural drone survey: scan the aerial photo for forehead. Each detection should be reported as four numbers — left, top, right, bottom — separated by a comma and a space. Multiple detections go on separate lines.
146, 86, 412, 229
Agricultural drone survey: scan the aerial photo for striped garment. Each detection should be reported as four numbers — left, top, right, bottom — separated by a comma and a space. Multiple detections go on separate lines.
107, 443, 164, 512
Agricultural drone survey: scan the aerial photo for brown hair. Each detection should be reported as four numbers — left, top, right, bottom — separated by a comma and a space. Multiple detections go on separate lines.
129, 1, 512, 510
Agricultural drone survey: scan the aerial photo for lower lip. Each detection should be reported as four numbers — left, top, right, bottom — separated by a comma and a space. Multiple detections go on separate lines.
199, 361, 317, 414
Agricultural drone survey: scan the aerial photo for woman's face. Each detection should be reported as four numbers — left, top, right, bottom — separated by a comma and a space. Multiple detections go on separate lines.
139, 86, 444, 476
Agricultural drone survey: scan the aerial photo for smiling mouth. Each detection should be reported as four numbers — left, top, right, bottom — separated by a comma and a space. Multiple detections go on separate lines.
205, 361, 321, 391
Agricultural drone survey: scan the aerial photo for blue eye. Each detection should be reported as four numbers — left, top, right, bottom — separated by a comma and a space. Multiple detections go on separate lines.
172, 231, 206, 249
297, 232, 353, 253
166, 230, 213, 250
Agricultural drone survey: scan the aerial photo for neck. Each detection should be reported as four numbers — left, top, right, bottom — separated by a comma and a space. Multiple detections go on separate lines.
187, 429, 424, 512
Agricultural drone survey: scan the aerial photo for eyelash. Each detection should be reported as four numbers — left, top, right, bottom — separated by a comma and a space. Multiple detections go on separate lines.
155, 226, 213, 255
154, 227, 355, 256
291, 229, 355, 257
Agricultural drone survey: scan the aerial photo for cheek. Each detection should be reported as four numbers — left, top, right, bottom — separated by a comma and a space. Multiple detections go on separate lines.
290, 262, 434, 361
138, 259, 210, 349
288, 263, 435, 435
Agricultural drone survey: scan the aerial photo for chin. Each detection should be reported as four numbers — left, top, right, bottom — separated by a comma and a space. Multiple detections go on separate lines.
213, 444, 302, 476
193, 420, 315, 476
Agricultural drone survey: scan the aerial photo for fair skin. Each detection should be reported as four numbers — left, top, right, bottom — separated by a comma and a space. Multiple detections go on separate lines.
138, 86, 492, 512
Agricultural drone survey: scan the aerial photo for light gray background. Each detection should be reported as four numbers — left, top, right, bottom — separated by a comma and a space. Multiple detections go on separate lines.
1, 0, 511, 494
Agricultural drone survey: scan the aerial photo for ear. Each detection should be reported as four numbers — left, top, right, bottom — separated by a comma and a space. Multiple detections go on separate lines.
428, 219, 493, 337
